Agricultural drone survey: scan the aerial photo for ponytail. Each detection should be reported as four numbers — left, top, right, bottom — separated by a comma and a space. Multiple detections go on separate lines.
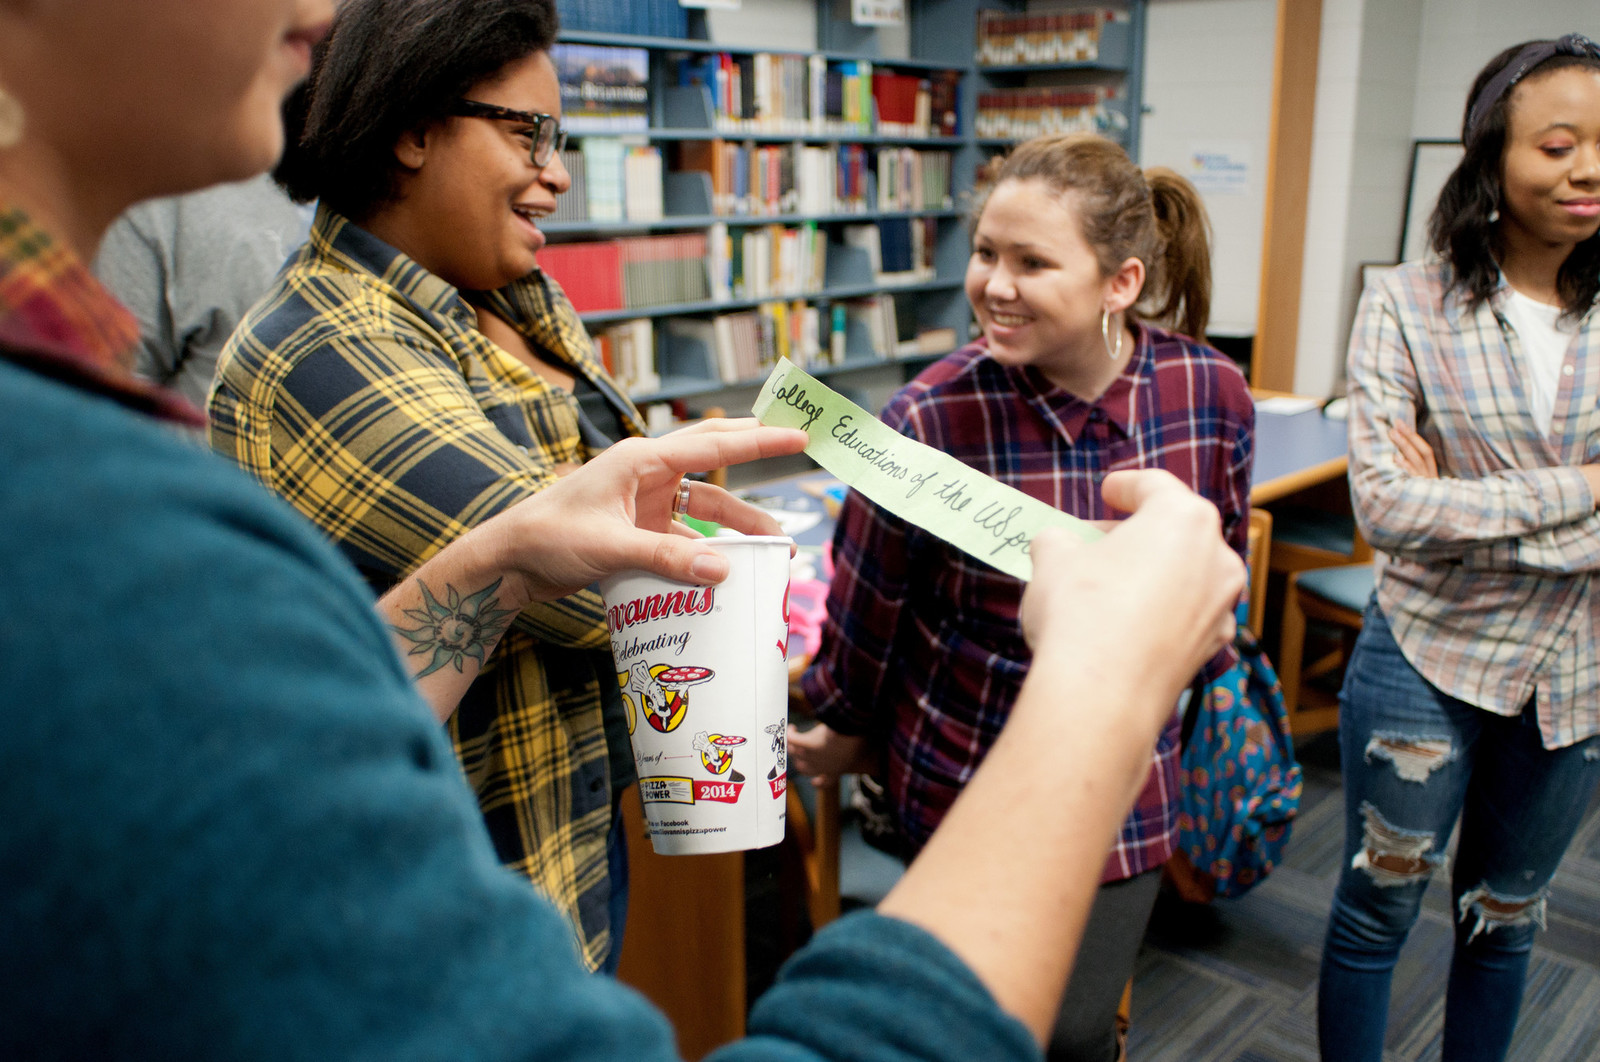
1140, 167, 1212, 341
977, 136, 1217, 341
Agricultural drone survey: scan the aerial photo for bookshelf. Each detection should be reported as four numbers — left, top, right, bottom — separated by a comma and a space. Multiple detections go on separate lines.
543, 0, 1147, 424
970, 2, 1146, 158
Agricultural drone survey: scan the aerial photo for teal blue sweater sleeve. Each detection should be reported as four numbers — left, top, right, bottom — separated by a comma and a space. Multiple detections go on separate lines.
0, 358, 1036, 1062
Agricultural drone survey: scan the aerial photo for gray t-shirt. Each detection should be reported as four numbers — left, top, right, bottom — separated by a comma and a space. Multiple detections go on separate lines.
93, 174, 314, 407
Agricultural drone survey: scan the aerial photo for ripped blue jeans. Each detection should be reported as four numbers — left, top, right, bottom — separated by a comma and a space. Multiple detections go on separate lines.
1317, 602, 1600, 1062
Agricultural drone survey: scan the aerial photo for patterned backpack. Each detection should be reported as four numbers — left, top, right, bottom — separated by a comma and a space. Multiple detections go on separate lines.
1173, 627, 1303, 899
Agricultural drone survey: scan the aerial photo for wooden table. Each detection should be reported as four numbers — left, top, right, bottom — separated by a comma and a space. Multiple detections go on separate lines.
1250, 400, 1349, 504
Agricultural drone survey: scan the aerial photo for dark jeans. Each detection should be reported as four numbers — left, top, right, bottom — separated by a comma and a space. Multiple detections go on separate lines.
1317, 603, 1600, 1062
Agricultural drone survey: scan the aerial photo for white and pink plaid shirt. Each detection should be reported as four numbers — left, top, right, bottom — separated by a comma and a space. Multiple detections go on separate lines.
1347, 259, 1600, 749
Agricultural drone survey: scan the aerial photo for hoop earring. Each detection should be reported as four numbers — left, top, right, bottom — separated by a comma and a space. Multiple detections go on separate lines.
1101, 308, 1123, 362
0, 88, 22, 150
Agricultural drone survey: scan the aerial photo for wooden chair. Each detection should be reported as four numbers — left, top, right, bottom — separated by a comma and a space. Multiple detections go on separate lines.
786, 779, 840, 930
1276, 562, 1374, 738
783, 677, 842, 931
1245, 507, 1273, 636
1267, 503, 1372, 576
615, 788, 746, 1060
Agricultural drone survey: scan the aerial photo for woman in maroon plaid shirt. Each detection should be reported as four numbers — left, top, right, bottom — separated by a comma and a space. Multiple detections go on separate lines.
796, 133, 1255, 1062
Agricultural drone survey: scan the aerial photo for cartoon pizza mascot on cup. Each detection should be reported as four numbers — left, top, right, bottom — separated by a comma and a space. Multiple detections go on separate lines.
693, 730, 748, 782
618, 661, 715, 734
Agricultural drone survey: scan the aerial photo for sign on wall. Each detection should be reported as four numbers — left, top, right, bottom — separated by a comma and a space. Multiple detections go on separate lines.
852, 0, 905, 26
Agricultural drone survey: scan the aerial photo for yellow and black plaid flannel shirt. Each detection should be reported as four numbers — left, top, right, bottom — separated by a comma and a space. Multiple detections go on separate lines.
208, 207, 644, 971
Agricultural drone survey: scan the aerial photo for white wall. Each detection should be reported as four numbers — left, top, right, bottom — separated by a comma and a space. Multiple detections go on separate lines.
1411, 0, 1600, 139
1140, 0, 1277, 338
706, 0, 911, 57
705, 1, 818, 51
1293, 0, 1423, 398
1291, 0, 1600, 397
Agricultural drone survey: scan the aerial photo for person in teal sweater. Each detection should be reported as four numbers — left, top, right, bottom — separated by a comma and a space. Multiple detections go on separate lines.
0, 0, 1245, 1057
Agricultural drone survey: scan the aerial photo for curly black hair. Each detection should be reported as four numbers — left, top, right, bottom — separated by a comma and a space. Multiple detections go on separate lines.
1429, 40, 1600, 319
277, 0, 559, 221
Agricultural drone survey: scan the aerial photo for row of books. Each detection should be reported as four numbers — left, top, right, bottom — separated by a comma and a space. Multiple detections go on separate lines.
555, 0, 685, 38
536, 232, 710, 315
707, 222, 828, 302
675, 52, 960, 139
551, 43, 650, 132
547, 143, 665, 225
842, 219, 940, 286
714, 218, 937, 298
595, 297, 961, 395
675, 140, 952, 219
540, 215, 938, 318
592, 318, 660, 395
975, 7, 1128, 65
877, 149, 953, 213
974, 86, 1125, 141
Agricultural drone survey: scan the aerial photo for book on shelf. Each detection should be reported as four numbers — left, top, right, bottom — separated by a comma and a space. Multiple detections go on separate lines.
551, 43, 649, 133
844, 294, 900, 360
871, 70, 934, 138
537, 240, 623, 314
731, 224, 827, 300
842, 219, 936, 285
716, 301, 823, 381
927, 69, 961, 138
897, 325, 960, 359
580, 138, 626, 221
556, 0, 685, 41
975, 7, 1128, 65
622, 145, 664, 222
674, 140, 878, 218
537, 233, 709, 314
552, 143, 660, 223
674, 52, 951, 139
548, 148, 588, 223
876, 149, 953, 211
593, 317, 659, 394
974, 85, 1125, 141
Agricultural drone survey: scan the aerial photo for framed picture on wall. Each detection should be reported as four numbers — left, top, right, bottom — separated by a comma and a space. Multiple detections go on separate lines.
1399, 139, 1464, 263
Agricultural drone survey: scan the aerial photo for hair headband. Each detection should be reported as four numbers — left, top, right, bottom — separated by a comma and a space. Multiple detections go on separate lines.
1465, 33, 1600, 140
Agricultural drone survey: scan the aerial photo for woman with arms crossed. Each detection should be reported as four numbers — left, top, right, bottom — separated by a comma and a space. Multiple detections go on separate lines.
1321, 34, 1600, 1062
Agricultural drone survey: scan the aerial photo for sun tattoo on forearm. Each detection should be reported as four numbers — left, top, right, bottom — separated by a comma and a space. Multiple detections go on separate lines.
391, 577, 518, 678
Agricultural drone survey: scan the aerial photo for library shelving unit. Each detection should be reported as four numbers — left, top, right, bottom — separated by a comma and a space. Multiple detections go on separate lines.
966, 0, 1146, 160
543, 0, 1147, 418
543, 1, 986, 413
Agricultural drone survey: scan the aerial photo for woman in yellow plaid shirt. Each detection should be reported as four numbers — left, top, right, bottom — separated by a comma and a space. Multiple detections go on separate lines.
209, 0, 640, 973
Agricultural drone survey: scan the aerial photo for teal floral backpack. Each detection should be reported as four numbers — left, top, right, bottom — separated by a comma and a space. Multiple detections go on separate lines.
1174, 627, 1303, 899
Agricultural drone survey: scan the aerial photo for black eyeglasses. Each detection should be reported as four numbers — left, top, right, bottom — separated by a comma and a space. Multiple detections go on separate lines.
449, 100, 568, 168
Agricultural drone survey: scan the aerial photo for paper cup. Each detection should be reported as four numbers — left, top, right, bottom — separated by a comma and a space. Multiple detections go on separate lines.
599, 536, 793, 855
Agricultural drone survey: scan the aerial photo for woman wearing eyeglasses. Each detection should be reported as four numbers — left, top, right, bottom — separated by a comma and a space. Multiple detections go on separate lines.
208, 0, 641, 974
1320, 34, 1600, 1062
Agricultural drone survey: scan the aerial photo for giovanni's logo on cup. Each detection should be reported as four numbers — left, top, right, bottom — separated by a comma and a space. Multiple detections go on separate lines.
605, 587, 715, 634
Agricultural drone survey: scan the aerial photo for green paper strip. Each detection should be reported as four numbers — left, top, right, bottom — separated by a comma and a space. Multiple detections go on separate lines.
751, 358, 1101, 581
